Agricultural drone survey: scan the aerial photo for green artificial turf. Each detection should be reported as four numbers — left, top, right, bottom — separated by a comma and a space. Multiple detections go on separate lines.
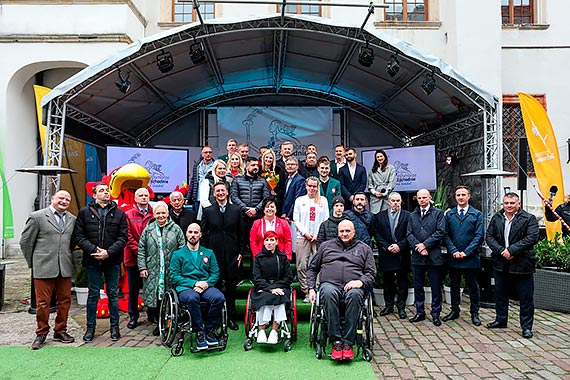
0, 323, 376, 380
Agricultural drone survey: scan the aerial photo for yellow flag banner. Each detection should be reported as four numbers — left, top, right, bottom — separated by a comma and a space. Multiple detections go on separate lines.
33, 85, 51, 155
518, 92, 565, 239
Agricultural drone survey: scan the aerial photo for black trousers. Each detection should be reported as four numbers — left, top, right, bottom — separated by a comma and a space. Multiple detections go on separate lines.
493, 270, 534, 330
449, 267, 480, 314
382, 269, 409, 311
215, 250, 240, 320
412, 265, 443, 317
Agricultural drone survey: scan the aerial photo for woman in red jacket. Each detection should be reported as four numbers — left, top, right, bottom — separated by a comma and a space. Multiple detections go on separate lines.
250, 197, 292, 260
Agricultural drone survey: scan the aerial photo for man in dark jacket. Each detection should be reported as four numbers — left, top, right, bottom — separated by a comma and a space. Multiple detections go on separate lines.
169, 190, 197, 234
545, 193, 570, 237
373, 192, 411, 319
406, 189, 446, 326
307, 220, 376, 361
486, 192, 539, 339
280, 157, 306, 221
338, 147, 367, 204
443, 185, 484, 326
73, 182, 128, 342
202, 182, 245, 331
317, 195, 349, 249
344, 192, 374, 248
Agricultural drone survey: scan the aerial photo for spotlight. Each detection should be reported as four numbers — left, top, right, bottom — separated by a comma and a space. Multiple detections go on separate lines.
421, 72, 436, 95
156, 50, 174, 73
358, 44, 374, 67
386, 55, 400, 77
115, 68, 131, 94
189, 42, 206, 64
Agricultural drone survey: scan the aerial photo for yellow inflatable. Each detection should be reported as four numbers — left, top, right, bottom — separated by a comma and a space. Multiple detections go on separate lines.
108, 163, 151, 198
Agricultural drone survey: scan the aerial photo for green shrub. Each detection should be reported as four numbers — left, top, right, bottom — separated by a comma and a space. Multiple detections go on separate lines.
535, 233, 570, 272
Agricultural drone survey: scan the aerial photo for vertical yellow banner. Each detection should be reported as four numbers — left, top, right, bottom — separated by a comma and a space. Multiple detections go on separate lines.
518, 92, 565, 239
33, 85, 51, 154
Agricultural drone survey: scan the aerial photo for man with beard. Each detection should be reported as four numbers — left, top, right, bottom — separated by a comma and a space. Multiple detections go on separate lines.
338, 148, 367, 204
201, 182, 244, 331
344, 192, 374, 248
169, 190, 197, 235
170, 223, 225, 350
307, 220, 375, 361
299, 152, 319, 178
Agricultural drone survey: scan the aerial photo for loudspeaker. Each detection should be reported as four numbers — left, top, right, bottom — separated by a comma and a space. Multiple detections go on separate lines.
517, 138, 528, 191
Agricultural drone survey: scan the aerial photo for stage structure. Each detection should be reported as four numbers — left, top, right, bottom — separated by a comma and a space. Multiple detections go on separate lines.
41, 3, 501, 223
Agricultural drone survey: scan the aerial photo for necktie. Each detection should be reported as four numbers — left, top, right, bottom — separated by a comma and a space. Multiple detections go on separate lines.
421, 209, 426, 218
459, 208, 465, 217
220, 205, 225, 213
57, 212, 65, 230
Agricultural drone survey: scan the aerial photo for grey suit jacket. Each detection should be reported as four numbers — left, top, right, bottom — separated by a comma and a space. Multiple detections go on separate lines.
19, 207, 76, 279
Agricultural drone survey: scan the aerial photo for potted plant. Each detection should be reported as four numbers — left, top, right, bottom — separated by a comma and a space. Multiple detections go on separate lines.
74, 263, 89, 306
534, 233, 570, 313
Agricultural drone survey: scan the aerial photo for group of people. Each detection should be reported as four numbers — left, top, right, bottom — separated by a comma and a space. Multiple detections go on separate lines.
19, 139, 543, 357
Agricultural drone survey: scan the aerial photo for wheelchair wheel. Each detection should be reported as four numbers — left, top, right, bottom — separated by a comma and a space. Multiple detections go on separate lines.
362, 347, 373, 362
315, 343, 323, 360
364, 294, 375, 348
309, 302, 318, 348
171, 338, 184, 357
243, 338, 253, 351
290, 290, 298, 342
160, 289, 179, 348
244, 289, 255, 338
283, 338, 292, 352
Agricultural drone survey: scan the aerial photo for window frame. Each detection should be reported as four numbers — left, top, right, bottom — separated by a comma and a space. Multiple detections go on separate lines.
172, 0, 215, 23
501, 0, 534, 25
276, 2, 322, 16
384, 0, 429, 22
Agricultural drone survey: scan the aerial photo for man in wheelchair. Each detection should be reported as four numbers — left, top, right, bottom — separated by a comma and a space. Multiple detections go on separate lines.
307, 220, 376, 360
170, 223, 226, 350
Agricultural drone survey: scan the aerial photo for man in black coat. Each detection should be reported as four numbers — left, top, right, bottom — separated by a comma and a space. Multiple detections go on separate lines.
168, 190, 197, 234
406, 189, 446, 326
338, 147, 367, 204
373, 192, 411, 319
201, 182, 244, 331
545, 193, 570, 237
73, 182, 128, 342
486, 192, 539, 339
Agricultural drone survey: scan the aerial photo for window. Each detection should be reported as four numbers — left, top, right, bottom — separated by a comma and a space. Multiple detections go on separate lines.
173, 0, 214, 22
385, 0, 427, 22
501, 0, 534, 25
502, 94, 546, 177
278, 0, 321, 16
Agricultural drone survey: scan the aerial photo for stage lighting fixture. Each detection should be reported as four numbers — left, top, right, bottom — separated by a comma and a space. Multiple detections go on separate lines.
189, 42, 206, 64
386, 55, 400, 77
421, 72, 436, 95
115, 68, 131, 94
358, 44, 374, 67
156, 50, 174, 73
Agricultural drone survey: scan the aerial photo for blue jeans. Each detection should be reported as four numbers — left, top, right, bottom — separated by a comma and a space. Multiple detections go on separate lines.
178, 287, 225, 332
86, 265, 121, 328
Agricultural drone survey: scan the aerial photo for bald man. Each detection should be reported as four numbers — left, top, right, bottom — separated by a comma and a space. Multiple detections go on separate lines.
307, 220, 376, 361
20, 190, 77, 350
407, 189, 446, 326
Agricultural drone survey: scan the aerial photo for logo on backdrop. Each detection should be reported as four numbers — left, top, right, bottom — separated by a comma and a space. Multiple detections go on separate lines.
393, 161, 416, 186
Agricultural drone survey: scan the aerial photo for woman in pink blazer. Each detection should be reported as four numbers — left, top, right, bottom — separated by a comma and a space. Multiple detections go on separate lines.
250, 197, 292, 260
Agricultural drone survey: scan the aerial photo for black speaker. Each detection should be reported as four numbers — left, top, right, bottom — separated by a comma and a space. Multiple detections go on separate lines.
518, 138, 528, 191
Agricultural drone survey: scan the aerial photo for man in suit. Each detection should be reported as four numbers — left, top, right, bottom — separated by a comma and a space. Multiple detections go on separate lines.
169, 190, 197, 235
317, 157, 342, 215
443, 185, 485, 326
217, 138, 238, 163
280, 157, 306, 221
73, 182, 128, 342
329, 144, 346, 179
275, 141, 294, 174
20, 190, 76, 350
486, 192, 539, 339
338, 147, 367, 204
188, 145, 215, 211
201, 182, 244, 331
373, 192, 411, 319
407, 189, 446, 326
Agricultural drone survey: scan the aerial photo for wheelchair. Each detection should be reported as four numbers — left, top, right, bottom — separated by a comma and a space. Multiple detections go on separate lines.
243, 288, 298, 352
159, 288, 229, 356
309, 289, 374, 361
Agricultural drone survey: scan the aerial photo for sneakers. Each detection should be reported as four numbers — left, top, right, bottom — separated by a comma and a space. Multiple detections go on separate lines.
267, 329, 279, 344
331, 341, 343, 360
196, 332, 208, 350
205, 331, 219, 346
257, 330, 267, 343
342, 343, 354, 360
110, 326, 120, 341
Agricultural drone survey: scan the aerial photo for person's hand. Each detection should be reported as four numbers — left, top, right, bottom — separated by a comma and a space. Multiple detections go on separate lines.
415, 243, 426, 252
388, 244, 400, 254
91, 247, 109, 260
271, 288, 284, 296
501, 249, 512, 260
309, 289, 317, 303
453, 251, 466, 259
344, 280, 363, 291
349, 195, 354, 203
246, 208, 257, 218
237, 254, 242, 268
139, 270, 148, 278
195, 281, 209, 290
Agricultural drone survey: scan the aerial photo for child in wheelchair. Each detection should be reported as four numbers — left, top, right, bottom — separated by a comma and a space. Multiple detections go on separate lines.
246, 231, 295, 348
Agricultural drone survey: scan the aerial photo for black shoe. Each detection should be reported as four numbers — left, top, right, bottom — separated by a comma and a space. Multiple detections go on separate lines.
228, 320, 239, 331
53, 332, 75, 343
398, 309, 407, 319
409, 314, 426, 323
379, 307, 394, 316
110, 326, 121, 341
432, 316, 442, 326
83, 327, 95, 342
31, 334, 47, 350
522, 329, 533, 339
486, 321, 507, 329
152, 326, 160, 336
127, 319, 138, 329
471, 314, 481, 326
442, 309, 460, 322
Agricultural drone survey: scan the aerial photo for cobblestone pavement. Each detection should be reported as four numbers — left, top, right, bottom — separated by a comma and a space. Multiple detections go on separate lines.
2, 256, 569, 379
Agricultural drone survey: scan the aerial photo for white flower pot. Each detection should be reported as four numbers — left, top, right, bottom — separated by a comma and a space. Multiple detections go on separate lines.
443, 286, 463, 304
373, 288, 385, 307
75, 287, 89, 306
406, 288, 415, 305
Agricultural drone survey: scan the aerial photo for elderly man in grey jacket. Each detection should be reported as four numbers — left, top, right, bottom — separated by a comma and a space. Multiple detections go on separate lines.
307, 220, 376, 361
20, 190, 76, 350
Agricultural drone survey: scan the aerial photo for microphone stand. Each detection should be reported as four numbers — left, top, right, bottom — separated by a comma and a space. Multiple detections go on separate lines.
532, 183, 570, 233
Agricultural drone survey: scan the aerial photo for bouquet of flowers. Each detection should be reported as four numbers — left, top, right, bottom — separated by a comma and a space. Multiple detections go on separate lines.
261, 170, 280, 191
